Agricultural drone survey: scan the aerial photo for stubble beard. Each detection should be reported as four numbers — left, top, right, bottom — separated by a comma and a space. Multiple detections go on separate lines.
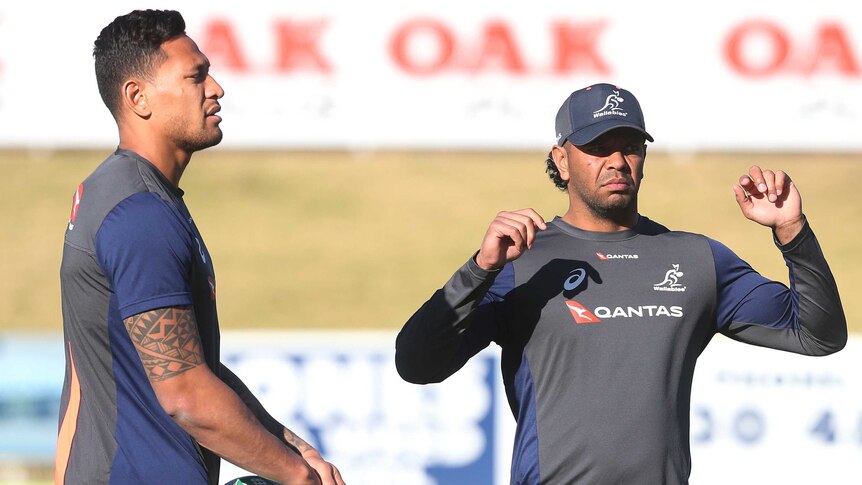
577, 185, 638, 221
168, 116, 223, 153
179, 129, 223, 153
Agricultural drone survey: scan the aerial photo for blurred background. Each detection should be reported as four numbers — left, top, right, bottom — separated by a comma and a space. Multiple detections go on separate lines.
1, 1, 861, 483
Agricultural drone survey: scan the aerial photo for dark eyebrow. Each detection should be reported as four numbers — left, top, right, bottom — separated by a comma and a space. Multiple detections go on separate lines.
189, 58, 210, 76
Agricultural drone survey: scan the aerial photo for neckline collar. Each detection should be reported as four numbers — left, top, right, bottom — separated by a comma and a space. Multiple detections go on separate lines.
550, 215, 646, 241
114, 148, 185, 197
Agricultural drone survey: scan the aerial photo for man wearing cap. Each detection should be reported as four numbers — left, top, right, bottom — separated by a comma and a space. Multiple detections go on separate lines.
394, 83, 846, 484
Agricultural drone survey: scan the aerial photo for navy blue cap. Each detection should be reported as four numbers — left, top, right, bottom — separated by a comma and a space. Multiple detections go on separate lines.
555, 83, 653, 146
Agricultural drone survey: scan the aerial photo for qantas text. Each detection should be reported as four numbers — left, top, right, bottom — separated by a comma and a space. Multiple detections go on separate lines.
593, 305, 683, 319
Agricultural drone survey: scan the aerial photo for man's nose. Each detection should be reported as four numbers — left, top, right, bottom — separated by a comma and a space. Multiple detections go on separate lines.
604, 150, 627, 169
207, 75, 225, 99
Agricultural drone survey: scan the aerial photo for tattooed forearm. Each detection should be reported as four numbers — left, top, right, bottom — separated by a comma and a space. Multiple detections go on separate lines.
283, 428, 313, 455
123, 306, 205, 381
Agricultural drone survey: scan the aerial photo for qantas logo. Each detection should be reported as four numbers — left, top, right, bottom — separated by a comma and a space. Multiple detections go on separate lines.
565, 301, 600, 324
595, 305, 683, 319
68, 183, 84, 230
596, 251, 638, 261
565, 300, 684, 324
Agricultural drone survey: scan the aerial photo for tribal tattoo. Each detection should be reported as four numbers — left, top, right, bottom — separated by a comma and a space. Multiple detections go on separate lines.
123, 306, 205, 381
284, 428, 313, 455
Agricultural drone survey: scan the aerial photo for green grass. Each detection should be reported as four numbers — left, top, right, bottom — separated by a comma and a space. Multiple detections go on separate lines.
1, 149, 860, 332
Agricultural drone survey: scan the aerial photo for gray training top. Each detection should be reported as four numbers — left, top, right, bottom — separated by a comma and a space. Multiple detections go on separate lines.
395, 216, 846, 484
58, 150, 220, 484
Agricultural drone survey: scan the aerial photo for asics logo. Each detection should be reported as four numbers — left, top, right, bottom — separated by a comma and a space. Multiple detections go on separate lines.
563, 268, 587, 291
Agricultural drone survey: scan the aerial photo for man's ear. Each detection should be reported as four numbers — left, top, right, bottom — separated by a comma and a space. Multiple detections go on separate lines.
121, 79, 151, 119
552, 144, 570, 183
641, 144, 647, 180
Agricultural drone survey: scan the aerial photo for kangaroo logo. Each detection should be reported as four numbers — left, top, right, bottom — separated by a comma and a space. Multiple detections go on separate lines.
654, 264, 687, 292
659, 264, 683, 286
594, 90, 625, 115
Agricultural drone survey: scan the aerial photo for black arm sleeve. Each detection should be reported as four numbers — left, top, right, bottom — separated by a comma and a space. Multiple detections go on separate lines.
395, 256, 506, 384
720, 220, 847, 355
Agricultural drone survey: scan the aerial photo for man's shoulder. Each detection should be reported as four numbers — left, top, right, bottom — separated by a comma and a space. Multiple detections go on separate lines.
85, 150, 148, 191
64, 151, 171, 251
635, 215, 670, 235
636, 216, 714, 242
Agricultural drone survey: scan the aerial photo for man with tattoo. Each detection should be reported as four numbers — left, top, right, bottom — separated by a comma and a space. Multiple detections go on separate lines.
56, 10, 344, 485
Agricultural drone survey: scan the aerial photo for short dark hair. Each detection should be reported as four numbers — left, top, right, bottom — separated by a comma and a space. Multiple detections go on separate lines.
545, 150, 567, 191
93, 10, 186, 117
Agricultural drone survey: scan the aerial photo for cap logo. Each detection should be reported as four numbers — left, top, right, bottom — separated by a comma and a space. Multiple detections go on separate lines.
593, 90, 628, 119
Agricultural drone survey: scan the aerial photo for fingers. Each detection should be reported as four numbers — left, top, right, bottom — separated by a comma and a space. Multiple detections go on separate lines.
731, 183, 750, 208
308, 462, 333, 485
491, 209, 548, 254
739, 165, 791, 203
476, 209, 547, 270
734, 165, 803, 230
497, 210, 546, 249
773, 170, 789, 198
332, 466, 346, 485
320, 464, 344, 485
514, 208, 548, 232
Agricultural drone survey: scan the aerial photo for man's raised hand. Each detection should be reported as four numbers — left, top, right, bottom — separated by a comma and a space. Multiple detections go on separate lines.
475, 209, 547, 271
732, 165, 805, 244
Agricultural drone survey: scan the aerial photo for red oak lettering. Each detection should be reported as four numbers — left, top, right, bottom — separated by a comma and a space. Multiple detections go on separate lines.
725, 20, 789, 77
810, 23, 860, 75
274, 20, 332, 73
552, 21, 610, 75
198, 19, 331, 74
390, 18, 455, 75
725, 20, 859, 77
474, 21, 526, 74
201, 19, 248, 71
391, 18, 611, 76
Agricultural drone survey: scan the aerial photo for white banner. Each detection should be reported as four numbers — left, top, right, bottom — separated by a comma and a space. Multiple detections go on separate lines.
689, 336, 862, 484
216, 332, 862, 485
219, 332, 513, 485
0, 1, 860, 151
2, 332, 861, 483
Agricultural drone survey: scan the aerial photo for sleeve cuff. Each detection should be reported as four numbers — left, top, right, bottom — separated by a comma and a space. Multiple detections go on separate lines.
120, 293, 194, 320
466, 251, 503, 280
774, 217, 811, 253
